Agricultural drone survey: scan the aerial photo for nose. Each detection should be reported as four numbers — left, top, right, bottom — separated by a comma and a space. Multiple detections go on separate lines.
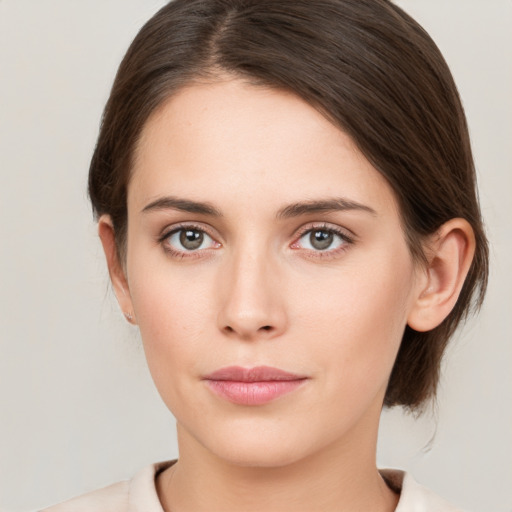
216, 247, 288, 341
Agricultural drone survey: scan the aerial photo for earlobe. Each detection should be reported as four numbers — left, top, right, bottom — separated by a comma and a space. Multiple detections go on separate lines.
407, 218, 476, 332
98, 215, 136, 324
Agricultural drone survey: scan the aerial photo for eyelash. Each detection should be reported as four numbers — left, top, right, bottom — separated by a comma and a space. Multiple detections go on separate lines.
158, 223, 355, 260
291, 223, 355, 259
158, 223, 220, 260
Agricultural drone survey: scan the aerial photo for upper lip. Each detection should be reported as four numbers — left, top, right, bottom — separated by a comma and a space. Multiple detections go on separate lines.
203, 366, 307, 382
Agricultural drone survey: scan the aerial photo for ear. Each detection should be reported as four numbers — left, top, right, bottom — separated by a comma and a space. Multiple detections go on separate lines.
98, 215, 136, 324
407, 218, 476, 332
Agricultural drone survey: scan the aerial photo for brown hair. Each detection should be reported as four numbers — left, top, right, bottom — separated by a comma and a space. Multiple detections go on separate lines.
89, 0, 488, 410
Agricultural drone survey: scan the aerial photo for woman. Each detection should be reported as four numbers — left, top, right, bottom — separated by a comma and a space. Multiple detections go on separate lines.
42, 0, 488, 510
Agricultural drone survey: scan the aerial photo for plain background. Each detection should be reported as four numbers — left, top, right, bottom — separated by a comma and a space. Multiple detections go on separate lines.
0, 1, 510, 511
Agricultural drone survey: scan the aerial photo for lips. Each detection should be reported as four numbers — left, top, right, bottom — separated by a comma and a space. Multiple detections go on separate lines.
203, 366, 308, 406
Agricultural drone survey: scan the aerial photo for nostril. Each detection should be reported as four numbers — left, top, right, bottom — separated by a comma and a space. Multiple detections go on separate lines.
221, 324, 275, 336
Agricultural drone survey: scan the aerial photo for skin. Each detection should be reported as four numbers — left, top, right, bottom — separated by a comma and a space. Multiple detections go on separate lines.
99, 78, 475, 512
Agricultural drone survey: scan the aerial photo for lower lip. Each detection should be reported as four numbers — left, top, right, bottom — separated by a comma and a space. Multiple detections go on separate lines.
205, 379, 306, 405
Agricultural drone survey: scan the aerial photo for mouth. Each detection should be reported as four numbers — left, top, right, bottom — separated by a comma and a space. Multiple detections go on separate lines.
202, 366, 308, 406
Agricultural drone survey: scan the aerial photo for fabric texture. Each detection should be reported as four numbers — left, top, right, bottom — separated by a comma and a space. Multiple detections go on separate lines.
40, 461, 464, 511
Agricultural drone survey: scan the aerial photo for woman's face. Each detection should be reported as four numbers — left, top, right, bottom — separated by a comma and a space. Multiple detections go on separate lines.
122, 79, 422, 467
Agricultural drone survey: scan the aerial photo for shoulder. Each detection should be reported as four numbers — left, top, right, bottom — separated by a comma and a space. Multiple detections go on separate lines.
40, 461, 174, 512
380, 469, 466, 512
40, 480, 129, 512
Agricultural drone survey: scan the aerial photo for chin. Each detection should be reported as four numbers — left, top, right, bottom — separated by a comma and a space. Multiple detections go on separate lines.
196, 421, 320, 469
215, 442, 307, 469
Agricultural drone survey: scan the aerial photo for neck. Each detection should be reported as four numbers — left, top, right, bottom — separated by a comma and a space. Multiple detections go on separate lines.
157, 422, 398, 512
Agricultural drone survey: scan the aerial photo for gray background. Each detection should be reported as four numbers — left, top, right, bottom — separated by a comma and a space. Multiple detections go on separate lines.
0, 1, 510, 511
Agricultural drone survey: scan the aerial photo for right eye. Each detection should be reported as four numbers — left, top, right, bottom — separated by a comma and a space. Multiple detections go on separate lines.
161, 225, 220, 256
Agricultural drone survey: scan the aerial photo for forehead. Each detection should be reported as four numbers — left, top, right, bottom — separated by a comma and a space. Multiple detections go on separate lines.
129, 79, 398, 218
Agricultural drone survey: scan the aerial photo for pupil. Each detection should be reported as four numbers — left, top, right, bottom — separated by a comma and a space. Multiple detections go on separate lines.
180, 229, 203, 250
310, 230, 333, 250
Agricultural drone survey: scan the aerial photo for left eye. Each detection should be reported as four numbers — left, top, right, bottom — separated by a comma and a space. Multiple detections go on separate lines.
296, 228, 348, 251
165, 228, 216, 252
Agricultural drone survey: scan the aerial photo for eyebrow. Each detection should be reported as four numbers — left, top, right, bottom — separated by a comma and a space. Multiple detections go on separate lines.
142, 196, 223, 216
276, 198, 377, 219
141, 195, 376, 218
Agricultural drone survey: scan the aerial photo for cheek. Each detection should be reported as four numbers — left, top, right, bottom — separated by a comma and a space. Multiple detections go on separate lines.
126, 254, 215, 395
297, 245, 415, 394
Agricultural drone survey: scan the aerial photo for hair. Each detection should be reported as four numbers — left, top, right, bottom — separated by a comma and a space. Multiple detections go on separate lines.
88, 0, 488, 410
